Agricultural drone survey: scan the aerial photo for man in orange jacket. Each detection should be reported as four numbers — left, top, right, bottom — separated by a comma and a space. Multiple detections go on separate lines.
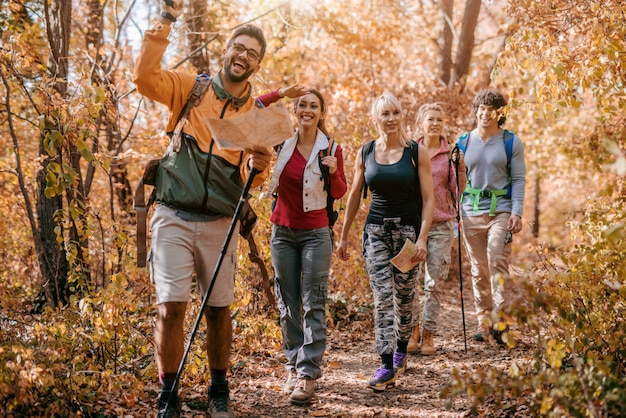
133, 1, 272, 417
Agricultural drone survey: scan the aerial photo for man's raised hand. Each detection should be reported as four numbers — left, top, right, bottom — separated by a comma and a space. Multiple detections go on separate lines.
163, 0, 184, 20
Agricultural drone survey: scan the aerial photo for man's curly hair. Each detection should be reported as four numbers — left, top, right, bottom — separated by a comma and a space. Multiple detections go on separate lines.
471, 89, 508, 126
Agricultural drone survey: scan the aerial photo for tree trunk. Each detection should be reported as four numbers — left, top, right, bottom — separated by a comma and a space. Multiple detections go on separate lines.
83, 0, 136, 277
438, 0, 454, 85
532, 176, 540, 237
449, 0, 482, 89
36, 0, 73, 308
66, 145, 92, 288
36, 145, 69, 309
188, 0, 211, 74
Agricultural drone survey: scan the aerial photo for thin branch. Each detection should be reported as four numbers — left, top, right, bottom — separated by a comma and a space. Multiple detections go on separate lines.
1, 70, 41, 251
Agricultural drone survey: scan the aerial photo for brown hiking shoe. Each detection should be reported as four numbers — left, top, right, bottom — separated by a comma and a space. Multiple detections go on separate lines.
289, 378, 315, 405
407, 325, 420, 353
420, 328, 435, 355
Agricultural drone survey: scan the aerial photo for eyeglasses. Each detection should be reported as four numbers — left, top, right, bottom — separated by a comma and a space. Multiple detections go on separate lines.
230, 43, 261, 61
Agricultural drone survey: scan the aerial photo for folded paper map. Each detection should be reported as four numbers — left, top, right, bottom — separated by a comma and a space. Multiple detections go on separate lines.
206, 102, 294, 150
390, 238, 418, 273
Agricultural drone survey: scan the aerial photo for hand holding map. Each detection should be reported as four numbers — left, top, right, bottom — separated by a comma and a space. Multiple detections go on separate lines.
206, 102, 294, 150
390, 238, 419, 273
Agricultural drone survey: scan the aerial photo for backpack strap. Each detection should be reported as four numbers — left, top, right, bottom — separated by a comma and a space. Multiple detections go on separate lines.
134, 74, 211, 267
318, 137, 337, 192
133, 159, 159, 267
461, 130, 515, 216
409, 141, 422, 224
271, 142, 285, 201
170, 74, 212, 152
503, 129, 514, 182
318, 137, 339, 228
457, 132, 469, 153
361, 140, 376, 199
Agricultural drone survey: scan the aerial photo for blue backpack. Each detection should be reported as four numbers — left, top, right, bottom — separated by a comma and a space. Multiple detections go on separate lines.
457, 130, 514, 216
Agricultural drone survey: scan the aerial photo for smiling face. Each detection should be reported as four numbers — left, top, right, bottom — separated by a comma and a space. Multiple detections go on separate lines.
295, 92, 324, 130
375, 104, 402, 135
223, 35, 262, 83
475, 104, 499, 130
421, 109, 444, 140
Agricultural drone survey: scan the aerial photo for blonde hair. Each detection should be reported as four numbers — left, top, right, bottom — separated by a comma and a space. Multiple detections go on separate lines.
370, 92, 410, 147
415, 102, 445, 136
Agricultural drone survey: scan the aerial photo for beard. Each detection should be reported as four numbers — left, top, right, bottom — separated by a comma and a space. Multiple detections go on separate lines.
223, 56, 255, 83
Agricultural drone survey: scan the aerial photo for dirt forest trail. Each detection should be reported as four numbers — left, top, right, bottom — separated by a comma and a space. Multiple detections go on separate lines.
158, 240, 537, 418
222, 286, 532, 418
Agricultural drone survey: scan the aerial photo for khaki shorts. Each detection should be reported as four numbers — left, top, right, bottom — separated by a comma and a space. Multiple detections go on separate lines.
148, 205, 238, 307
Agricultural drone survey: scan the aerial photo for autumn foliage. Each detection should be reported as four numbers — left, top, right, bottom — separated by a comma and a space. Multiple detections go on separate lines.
0, 0, 625, 416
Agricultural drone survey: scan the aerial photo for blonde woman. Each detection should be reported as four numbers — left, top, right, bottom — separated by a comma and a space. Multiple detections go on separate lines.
337, 92, 433, 391
409, 103, 466, 355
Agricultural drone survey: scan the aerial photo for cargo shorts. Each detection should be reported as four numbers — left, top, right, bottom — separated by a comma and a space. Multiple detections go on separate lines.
148, 204, 238, 307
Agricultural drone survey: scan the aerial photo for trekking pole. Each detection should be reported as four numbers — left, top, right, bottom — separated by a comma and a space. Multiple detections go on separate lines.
452, 145, 468, 353
163, 167, 260, 415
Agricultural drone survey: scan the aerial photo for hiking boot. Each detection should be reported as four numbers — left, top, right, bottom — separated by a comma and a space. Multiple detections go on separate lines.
392, 351, 408, 375
367, 367, 395, 392
474, 324, 491, 342
283, 369, 298, 394
407, 326, 420, 353
208, 382, 234, 418
492, 327, 508, 345
289, 377, 315, 405
157, 390, 181, 418
420, 328, 435, 355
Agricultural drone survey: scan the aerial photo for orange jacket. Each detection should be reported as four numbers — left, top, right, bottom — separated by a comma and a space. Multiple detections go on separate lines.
133, 21, 269, 189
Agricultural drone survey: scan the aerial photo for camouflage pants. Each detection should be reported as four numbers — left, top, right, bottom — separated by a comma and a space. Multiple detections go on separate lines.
362, 219, 417, 355
412, 220, 454, 332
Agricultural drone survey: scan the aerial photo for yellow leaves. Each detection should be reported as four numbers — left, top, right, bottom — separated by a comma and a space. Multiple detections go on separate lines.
43, 130, 63, 157
539, 394, 555, 414
111, 272, 129, 289
509, 362, 520, 377
546, 338, 566, 370
552, 63, 565, 78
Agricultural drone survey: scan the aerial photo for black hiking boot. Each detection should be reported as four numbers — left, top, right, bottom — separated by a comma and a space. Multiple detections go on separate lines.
208, 381, 234, 418
157, 390, 181, 418
492, 327, 509, 345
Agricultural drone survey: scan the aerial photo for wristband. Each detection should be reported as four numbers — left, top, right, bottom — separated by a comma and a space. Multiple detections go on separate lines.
161, 11, 177, 23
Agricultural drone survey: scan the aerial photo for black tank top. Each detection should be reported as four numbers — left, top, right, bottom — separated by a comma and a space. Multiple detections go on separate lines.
364, 145, 420, 227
